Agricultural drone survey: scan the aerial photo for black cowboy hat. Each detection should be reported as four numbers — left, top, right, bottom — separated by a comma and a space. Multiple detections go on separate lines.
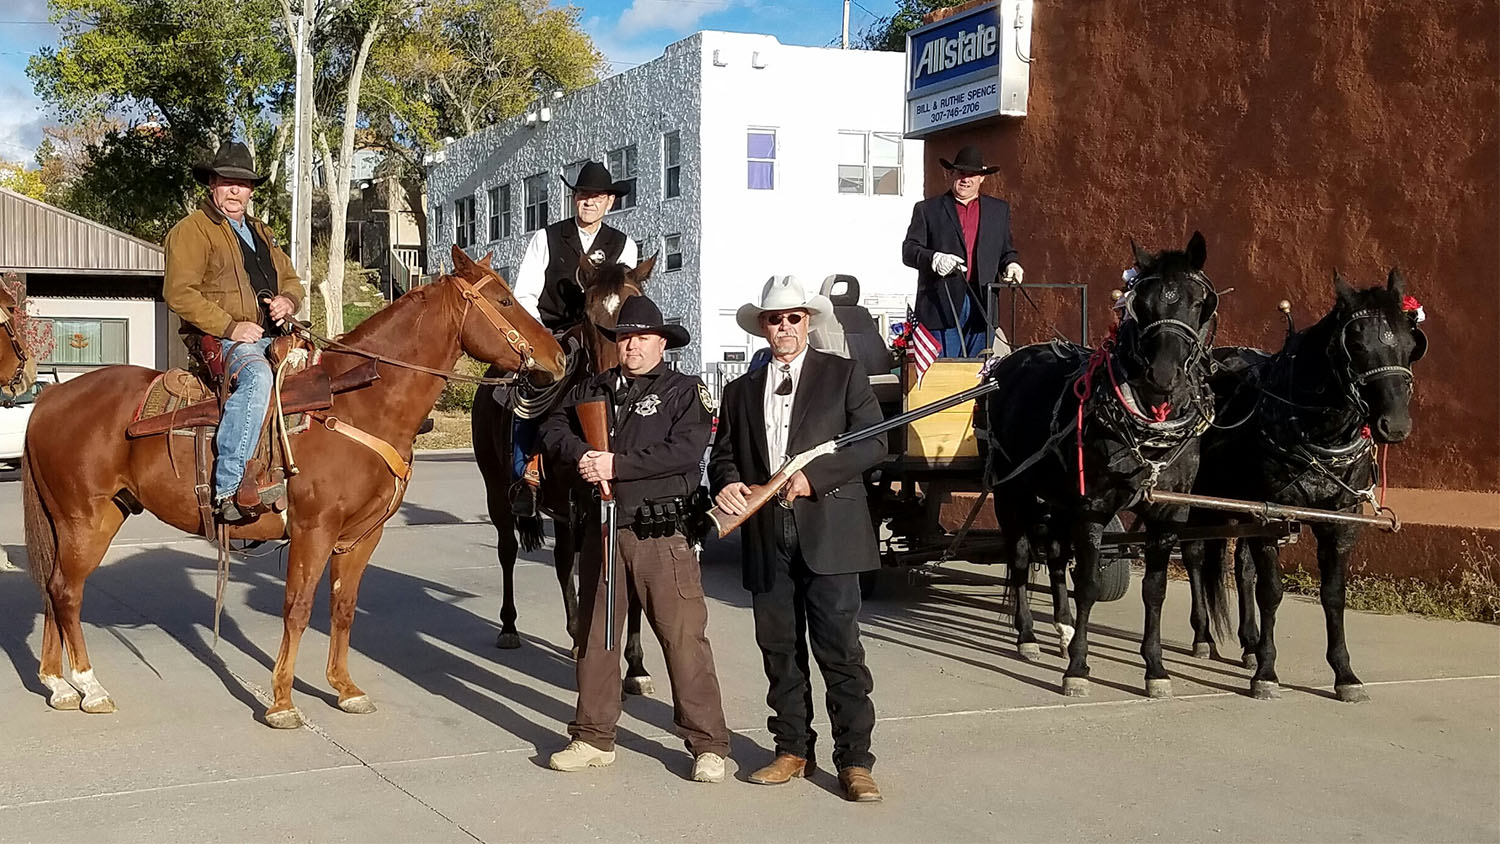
192, 141, 267, 186
561, 160, 631, 196
938, 145, 999, 176
599, 295, 691, 349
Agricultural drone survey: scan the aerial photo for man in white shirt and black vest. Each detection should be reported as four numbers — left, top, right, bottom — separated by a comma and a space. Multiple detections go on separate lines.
506, 160, 640, 516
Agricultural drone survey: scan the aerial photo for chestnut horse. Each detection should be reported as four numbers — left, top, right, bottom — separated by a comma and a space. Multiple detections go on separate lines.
472, 255, 657, 694
0, 279, 32, 398
21, 246, 565, 727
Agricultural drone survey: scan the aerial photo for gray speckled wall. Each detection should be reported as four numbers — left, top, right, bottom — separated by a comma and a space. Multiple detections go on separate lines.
428, 34, 706, 373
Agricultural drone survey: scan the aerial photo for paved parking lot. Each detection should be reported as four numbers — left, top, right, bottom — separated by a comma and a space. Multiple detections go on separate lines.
1, 455, 1496, 843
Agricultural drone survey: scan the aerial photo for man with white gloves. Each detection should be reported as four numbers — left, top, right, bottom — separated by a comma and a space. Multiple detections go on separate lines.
901, 145, 1022, 357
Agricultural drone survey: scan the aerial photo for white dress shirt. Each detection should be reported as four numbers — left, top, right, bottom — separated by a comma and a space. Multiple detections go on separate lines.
512, 224, 639, 318
762, 347, 809, 468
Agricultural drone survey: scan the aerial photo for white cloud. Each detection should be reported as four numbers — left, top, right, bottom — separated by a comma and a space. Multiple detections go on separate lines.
0, 84, 46, 165
616, 0, 736, 39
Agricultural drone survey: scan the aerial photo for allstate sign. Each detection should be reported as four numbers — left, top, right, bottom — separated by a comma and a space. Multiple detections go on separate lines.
905, 1, 1032, 138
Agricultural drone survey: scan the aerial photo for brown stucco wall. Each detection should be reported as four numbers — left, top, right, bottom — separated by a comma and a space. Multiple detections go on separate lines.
925, 0, 1499, 494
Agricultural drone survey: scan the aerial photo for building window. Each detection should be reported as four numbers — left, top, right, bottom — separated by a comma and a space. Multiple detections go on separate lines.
663, 131, 681, 199
564, 160, 589, 188
524, 173, 549, 232
838, 131, 903, 196
454, 196, 476, 249
747, 129, 776, 190
434, 203, 444, 237
607, 145, 638, 210
39, 317, 128, 367
487, 184, 511, 241
665, 317, 684, 367
664, 233, 683, 272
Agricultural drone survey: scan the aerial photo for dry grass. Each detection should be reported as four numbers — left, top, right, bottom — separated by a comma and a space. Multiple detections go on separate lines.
1281, 534, 1500, 624
415, 410, 473, 451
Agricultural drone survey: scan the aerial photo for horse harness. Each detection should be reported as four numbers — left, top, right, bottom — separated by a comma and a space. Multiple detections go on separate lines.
0, 296, 30, 396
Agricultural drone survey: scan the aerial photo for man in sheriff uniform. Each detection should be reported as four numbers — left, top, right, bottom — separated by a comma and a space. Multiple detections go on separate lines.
507, 159, 640, 516
538, 294, 731, 784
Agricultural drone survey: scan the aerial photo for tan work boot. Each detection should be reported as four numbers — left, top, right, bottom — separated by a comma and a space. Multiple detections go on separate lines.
548, 740, 615, 772
748, 753, 811, 785
838, 766, 883, 803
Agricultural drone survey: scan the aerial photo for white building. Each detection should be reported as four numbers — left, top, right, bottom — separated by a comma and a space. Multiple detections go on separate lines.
425, 31, 922, 377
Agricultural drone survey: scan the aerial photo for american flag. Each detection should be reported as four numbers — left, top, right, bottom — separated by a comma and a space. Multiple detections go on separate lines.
907, 305, 940, 387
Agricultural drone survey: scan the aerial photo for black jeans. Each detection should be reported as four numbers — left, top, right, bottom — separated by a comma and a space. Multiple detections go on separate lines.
750, 507, 876, 771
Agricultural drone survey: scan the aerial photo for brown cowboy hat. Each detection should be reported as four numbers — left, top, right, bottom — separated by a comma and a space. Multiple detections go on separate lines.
598, 295, 691, 349
561, 160, 631, 196
939, 145, 999, 176
192, 141, 267, 186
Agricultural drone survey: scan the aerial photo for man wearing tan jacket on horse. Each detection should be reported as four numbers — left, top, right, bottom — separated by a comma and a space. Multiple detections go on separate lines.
163, 141, 304, 522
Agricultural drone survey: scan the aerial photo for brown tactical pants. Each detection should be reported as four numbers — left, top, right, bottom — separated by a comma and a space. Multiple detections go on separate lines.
570, 528, 731, 757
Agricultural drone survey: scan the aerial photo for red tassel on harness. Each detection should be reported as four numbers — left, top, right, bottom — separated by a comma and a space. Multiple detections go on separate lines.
1150, 402, 1171, 423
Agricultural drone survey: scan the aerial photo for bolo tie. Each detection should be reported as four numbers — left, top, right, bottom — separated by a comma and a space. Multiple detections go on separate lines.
774, 364, 794, 508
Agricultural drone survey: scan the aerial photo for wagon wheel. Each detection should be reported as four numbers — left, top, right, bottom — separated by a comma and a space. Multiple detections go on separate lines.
1092, 514, 1133, 602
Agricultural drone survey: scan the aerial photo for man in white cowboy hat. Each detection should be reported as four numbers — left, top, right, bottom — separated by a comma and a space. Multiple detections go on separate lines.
901, 144, 1022, 357
163, 141, 304, 522
539, 293, 731, 783
506, 159, 641, 516
708, 275, 886, 803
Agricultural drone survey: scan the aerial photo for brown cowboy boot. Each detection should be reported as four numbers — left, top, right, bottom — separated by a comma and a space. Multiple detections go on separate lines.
838, 767, 883, 803
748, 754, 812, 785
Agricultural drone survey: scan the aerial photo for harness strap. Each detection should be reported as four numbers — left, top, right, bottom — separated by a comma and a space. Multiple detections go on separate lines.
310, 413, 412, 554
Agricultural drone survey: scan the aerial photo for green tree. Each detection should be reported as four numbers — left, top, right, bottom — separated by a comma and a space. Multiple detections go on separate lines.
856, 0, 972, 52
0, 163, 48, 201
27, 0, 293, 238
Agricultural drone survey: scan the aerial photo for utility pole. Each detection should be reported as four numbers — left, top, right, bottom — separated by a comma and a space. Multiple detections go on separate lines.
842, 0, 850, 49
290, 0, 315, 321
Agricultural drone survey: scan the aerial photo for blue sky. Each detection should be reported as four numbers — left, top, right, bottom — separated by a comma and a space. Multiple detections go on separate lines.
0, 0, 903, 164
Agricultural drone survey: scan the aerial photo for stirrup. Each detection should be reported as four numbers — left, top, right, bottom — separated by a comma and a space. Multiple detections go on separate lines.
509, 479, 539, 518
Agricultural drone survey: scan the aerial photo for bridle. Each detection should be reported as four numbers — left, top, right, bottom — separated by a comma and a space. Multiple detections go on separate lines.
1335, 308, 1418, 397
1122, 270, 1220, 367
290, 272, 543, 386
0, 297, 31, 395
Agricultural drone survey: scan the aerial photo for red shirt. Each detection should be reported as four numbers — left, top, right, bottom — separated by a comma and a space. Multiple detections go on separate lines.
954, 196, 980, 280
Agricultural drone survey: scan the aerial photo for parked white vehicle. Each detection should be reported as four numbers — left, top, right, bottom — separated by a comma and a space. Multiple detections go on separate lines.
0, 370, 58, 471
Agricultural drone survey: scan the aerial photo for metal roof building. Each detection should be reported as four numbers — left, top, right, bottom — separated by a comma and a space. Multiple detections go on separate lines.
0, 188, 175, 374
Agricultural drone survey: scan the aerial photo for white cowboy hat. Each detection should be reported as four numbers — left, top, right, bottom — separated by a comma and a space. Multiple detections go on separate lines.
736, 275, 833, 336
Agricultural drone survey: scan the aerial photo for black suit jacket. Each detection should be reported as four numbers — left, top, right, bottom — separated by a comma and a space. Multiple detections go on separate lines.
901, 193, 1018, 330
708, 350, 886, 593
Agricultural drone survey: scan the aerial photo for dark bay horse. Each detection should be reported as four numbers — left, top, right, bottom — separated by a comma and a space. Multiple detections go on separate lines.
1182, 269, 1424, 702
1, 279, 32, 397
472, 255, 657, 695
985, 232, 1220, 698
21, 246, 565, 726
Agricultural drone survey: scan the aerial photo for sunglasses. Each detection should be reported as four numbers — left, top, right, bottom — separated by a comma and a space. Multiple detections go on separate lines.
762, 312, 805, 327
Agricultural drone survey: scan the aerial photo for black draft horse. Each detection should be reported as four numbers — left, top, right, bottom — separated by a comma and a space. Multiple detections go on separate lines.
1182, 269, 1425, 702
986, 232, 1220, 698
471, 256, 657, 695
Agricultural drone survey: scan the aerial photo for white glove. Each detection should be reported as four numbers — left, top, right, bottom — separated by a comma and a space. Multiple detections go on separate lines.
932, 252, 965, 276
1003, 262, 1024, 285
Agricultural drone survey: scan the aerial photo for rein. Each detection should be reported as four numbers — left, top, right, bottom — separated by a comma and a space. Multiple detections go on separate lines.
287, 273, 534, 387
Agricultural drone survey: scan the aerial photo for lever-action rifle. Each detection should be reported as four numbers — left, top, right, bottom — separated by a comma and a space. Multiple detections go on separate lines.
575, 398, 618, 651
707, 379, 1001, 538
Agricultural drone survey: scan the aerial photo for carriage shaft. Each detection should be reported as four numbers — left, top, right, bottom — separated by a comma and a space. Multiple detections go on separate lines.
1144, 489, 1399, 532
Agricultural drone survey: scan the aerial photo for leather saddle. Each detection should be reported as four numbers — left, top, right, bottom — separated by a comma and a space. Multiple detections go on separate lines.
128, 353, 380, 438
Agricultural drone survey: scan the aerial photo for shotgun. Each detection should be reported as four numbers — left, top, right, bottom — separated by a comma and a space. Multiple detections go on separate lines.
575, 398, 618, 651
708, 378, 1002, 538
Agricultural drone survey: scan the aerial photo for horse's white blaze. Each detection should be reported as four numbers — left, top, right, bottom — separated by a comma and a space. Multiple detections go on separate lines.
67, 668, 110, 706
602, 293, 621, 315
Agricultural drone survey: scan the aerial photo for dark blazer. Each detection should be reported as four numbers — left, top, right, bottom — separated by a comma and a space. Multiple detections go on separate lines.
708, 349, 886, 593
901, 193, 1018, 330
